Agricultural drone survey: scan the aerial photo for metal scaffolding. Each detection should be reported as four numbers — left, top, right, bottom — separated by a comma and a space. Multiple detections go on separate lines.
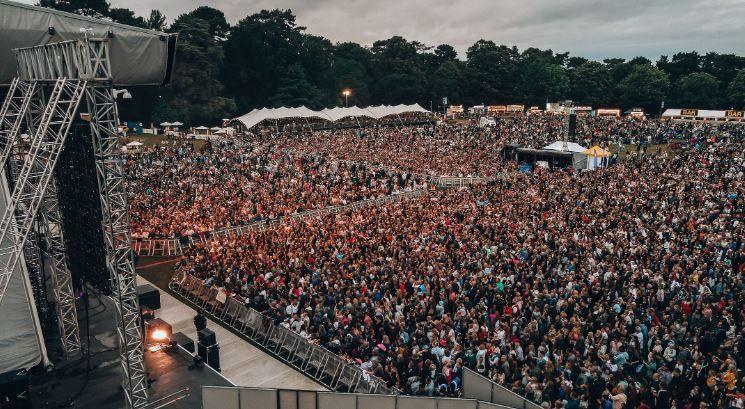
0, 38, 148, 408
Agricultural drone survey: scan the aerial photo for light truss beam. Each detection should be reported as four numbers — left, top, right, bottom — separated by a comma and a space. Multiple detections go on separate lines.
0, 78, 85, 307
4, 37, 149, 409
86, 83, 149, 409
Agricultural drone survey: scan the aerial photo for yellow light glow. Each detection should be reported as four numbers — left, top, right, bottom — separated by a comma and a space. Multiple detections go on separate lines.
342, 89, 351, 96
151, 329, 168, 341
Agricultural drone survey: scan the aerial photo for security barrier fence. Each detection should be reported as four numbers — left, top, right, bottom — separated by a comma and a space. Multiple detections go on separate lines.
169, 272, 398, 396
461, 369, 540, 409
201, 386, 514, 409
134, 189, 427, 257
131, 175, 514, 257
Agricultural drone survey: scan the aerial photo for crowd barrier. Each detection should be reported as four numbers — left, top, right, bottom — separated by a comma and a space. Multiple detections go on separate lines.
169, 272, 397, 396
202, 386, 514, 409
132, 237, 183, 257
131, 173, 517, 258
134, 189, 427, 257
462, 369, 540, 409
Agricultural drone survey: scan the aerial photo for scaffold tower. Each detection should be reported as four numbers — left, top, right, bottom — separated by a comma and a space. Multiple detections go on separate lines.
0, 37, 148, 408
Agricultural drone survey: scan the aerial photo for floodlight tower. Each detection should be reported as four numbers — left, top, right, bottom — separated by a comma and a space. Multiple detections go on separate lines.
0, 38, 149, 408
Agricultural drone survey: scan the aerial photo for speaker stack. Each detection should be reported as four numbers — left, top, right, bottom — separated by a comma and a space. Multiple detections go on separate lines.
197, 328, 220, 371
568, 113, 577, 137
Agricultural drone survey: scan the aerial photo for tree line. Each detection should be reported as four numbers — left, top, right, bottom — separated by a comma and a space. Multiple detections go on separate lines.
40, 1, 745, 125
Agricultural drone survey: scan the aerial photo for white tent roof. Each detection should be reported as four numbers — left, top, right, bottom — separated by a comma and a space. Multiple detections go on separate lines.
543, 141, 587, 153
194, 126, 209, 130
171, 121, 183, 126
662, 109, 727, 118
210, 126, 222, 131
126, 141, 144, 147
159, 122, 172, 126
234, 104, 431, 130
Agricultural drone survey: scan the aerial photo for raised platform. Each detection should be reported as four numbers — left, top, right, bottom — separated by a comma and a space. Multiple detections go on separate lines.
29, 292, 231, 408
137, 275, 327, 391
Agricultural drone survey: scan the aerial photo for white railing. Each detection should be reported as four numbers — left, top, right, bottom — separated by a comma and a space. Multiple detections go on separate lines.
169, 272, 398, 396
134, 189, 428, 256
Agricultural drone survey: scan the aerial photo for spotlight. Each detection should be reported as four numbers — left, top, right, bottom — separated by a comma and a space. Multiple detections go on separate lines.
48, 26, 56, 35
146, 318, 172, 345
151, 329, 168, 342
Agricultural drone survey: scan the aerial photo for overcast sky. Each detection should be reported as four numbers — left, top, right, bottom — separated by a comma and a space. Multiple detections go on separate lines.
22, 0, 745, 60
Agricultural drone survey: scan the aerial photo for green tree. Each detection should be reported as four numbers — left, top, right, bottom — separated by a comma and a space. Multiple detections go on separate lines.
465, 41, 519, 104
517, 61, 569, 105
617, 64, 670, 111
334, 42, 374, 106
370, 36, 427, 104
39, 0, 110, 17
662, 52, 701, 82
270, 64, 324, 108
297, 34, 337, 106
146, 9, 167, 31
165, 12, 236, 125
108, 7, 146, 27
188, 6, 230, 38
429, 60, 464, 105
700, 53, 745, 87
569, 61, 611, 107
222, 9, 306, 110
673, 72, 721, 108
726, 69, 745, 108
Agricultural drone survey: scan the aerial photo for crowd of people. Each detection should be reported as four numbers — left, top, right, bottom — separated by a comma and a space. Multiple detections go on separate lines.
176, 120, 743, 408
126, 139, 424, 238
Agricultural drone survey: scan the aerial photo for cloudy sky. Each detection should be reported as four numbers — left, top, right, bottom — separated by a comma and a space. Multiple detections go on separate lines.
22, 0, 745, 60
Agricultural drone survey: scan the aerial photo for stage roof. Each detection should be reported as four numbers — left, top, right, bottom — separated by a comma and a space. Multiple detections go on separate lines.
0, 0, 176, 85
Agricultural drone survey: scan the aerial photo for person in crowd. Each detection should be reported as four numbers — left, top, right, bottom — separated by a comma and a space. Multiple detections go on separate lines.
176, 124, 743, 407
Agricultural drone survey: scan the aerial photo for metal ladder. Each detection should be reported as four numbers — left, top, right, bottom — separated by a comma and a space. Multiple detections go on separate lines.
0, 78, 86, 307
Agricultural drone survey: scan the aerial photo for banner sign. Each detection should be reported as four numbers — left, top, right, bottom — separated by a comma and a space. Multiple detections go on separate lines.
487, 105, 506, 113
725, 110, 744, 118
506, 104, 525, 112
596, 109, 621, 116
681, 109, 698, 117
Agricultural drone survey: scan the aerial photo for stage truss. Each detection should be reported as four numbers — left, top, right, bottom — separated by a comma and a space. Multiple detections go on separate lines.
0, 38, 148, 408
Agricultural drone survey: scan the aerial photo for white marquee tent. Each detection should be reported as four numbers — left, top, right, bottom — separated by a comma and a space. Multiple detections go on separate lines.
543, 141, 587, 153
234, 104, 430, 130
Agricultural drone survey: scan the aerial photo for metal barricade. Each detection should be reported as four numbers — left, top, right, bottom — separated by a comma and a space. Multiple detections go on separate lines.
172, 273, 401, 395
334, 365, 360, 391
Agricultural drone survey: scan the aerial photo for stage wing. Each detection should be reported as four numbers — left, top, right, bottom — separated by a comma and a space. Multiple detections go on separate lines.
0, 0, 177, 85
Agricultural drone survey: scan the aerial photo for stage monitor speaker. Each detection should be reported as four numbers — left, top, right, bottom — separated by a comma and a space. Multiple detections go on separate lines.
197, 342, 221, 371
137, 284, 161, 310
568, 113, 577, 137
198, 328, 216, 346
172, 331, 195, 353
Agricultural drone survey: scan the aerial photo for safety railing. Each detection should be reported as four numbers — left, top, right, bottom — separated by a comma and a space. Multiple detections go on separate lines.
131, 174, 517, 257
202, 386, 515, 409
169, 272, 398, 396
462, 369, 540, 409
133, 189, 427, 257
430, 173, 511, 188
132, 237, 183, 257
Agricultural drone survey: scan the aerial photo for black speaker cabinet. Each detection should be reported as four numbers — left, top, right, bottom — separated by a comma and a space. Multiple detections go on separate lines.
172, 331, 195, 353
568, 113, 577, 137
197, 342, 220, 371
136, 284, 161, 310
198, 328, 216, 346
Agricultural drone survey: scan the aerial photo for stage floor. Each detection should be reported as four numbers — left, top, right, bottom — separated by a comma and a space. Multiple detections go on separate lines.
137, 274, 327, 391
29, 293, 231, 409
